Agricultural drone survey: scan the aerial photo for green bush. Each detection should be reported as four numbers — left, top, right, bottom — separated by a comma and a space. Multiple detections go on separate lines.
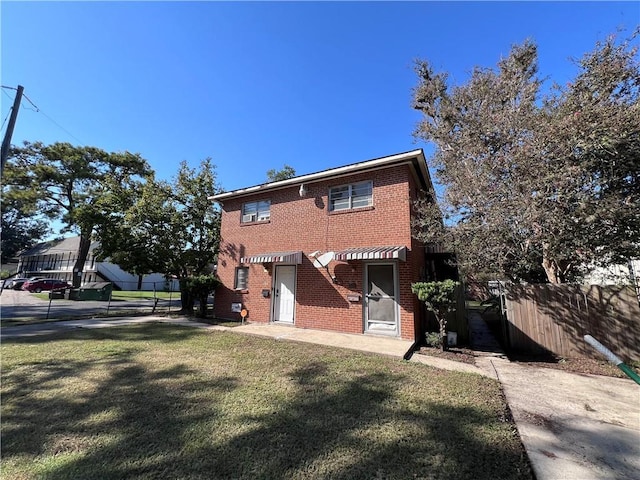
425, 332, 442, 348
411, 279, 459, 351
180, 274, 221, 317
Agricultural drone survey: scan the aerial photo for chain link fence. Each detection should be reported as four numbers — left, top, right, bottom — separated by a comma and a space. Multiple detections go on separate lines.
1, 281, 214, 323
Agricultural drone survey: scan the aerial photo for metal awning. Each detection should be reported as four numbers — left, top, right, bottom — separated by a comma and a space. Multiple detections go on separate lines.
241, 251, 303, 264
334, 246, 407, 262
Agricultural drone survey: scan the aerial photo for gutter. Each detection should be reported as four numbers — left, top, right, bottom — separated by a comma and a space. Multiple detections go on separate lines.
209, 149, 430, 203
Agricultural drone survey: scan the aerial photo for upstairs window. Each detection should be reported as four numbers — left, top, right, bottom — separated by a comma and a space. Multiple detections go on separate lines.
329, 181, 373, 212
242, 200, 270, 223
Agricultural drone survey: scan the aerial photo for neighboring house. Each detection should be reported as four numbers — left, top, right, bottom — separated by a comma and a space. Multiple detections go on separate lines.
583, 259, 639, 286
583, 259, 640, 302
17, 236, 178, 291
211, 149, 441, 341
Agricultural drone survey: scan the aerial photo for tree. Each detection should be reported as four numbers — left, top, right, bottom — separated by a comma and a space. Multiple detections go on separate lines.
266, 165, 296, 182
3, 141, 151, 286
95, 177, 177, 290
96, 158, 222, 312
412, 32, 640, 283
411, 280, 460, 351
0, 197, 49, 264
180, 274, 221, 318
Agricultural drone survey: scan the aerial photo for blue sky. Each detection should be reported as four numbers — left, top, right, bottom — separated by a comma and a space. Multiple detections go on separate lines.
2, 1, 638, 193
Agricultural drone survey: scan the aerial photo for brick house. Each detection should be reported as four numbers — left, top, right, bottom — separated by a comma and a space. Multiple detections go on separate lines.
211, 149, 437, 341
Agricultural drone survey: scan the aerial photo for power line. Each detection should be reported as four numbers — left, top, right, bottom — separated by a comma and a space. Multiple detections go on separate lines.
22, 92, 84, 145
1, 109, 11, 132
2, 86, 84, 145
37, 109, 85, 145
1, 90, 15, 131
21, 93, 39, 111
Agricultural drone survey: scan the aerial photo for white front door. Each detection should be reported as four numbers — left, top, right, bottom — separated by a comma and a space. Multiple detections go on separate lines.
273, 265, 296, 323
364, 263, 399, 335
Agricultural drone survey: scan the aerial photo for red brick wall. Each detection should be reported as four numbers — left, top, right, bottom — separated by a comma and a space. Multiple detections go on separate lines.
214, 165, 426, 340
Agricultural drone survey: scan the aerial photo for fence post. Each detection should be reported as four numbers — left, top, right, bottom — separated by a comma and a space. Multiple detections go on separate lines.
46, 296, 53, 320
107, 288, 112, 316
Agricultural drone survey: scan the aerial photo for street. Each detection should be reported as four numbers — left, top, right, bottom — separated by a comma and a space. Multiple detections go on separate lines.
0, 288, 181, 321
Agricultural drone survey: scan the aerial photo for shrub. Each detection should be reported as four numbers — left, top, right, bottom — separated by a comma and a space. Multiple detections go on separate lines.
425, 332, 443, 348
411, 279, 459, 351
180, 274, 221, 317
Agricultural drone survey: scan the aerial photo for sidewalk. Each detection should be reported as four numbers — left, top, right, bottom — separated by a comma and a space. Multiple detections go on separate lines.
2, 313, 639, 479
465, 311, 640, 480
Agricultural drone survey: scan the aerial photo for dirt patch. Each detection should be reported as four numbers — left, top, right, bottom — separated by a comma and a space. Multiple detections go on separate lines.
416, 345, 638, 379
520, 410, 561, 433
415, 346, 477, 365
507, 353, 639, 379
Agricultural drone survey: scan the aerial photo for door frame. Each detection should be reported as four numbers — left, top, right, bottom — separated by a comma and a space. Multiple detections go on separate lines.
271, 264, 297, 324
363, 261, 400, 336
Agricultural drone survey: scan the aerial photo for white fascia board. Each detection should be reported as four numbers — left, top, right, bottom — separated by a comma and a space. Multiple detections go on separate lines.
209, 149, 428, 202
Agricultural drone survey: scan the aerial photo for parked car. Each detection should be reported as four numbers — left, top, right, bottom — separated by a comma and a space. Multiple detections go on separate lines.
22, 278, 70, 293
2, 278, 20, 289
5, 277, 43, 290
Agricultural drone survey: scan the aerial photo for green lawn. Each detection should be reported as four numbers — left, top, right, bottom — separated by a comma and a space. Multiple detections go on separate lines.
1, 324, 532, 480
31, 290, 176, 301
110, 290, 176, 300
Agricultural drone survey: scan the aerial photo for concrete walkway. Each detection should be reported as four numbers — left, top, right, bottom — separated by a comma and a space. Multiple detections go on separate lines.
465, 311, 640, 480
232, 321, 414, 358
2, 314, 639, 480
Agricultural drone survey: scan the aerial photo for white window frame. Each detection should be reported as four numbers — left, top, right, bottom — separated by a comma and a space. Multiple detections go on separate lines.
234, 267, 249, 290
329, 181, 373, 212
241, 200, 271, 223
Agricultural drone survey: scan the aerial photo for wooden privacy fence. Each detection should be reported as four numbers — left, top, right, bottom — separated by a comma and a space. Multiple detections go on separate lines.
504, 284, 640, 362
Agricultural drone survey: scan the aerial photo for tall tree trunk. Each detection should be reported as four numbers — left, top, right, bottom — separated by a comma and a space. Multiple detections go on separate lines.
435, 312, 449, 351
541, 243, 565, 284
137, 274, 143, 291
198, 294, 208, 318
180, 289, 194, 314
178, 276, 194, 314
72, 233, 92, 288
541, 255, 566, 284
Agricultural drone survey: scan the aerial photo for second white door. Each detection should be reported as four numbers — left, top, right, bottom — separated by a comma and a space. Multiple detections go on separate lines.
273, 265, 296, 323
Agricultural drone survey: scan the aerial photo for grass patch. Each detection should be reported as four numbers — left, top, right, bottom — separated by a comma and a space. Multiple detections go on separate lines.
194, 316, 244, 327
110, 290, 176, 301
1, 311, 177, 327
28, 291, 176, 301
32, 292, 50, 301
1, 324, 532, 480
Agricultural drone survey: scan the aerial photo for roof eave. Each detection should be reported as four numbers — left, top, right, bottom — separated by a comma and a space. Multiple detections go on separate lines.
209, 149, 429, 202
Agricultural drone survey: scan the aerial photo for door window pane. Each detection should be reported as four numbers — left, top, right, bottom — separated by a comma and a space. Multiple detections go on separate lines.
367, 265, 395, 297
367, 297, 395, 323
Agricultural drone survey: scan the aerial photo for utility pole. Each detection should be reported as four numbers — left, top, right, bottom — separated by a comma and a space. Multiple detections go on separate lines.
1, 84, 24, 174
